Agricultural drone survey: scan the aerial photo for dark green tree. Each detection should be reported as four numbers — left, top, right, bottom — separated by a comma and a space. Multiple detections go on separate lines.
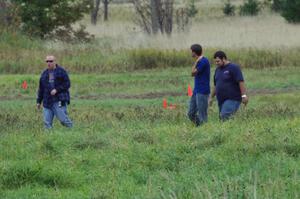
240, 0, 260, 16
223, 0, 235, 16
187, 0, 198, 18
271, 0, 285, 12
281, 0, 300, 23
13, 0, 93, 38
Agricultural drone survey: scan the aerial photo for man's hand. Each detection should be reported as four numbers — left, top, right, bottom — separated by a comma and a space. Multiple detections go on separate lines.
37, 103, 41, 109
242, 95, 249, 106
50, 89, 57, 96
191, 66, 197, 76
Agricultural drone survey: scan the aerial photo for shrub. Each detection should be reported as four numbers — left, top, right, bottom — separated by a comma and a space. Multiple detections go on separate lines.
12, 0, 93, 39
240, 0, 261, 16
223, 0, 236, 16
0, 1, 21, 30
281, 0, 300, 23
187, 0, 198, 17
271, 0, 285, 12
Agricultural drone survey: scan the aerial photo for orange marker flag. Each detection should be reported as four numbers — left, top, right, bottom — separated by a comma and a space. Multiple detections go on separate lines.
22, 80, 28, 90
168, 103, 176, 110
187, 84, 193, 97
163, 98, 167, 109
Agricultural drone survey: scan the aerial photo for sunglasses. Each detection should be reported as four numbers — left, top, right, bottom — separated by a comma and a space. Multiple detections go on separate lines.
46, 60, 54, 63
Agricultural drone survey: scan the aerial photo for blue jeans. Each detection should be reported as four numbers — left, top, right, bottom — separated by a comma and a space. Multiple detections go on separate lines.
43, 102, 73, 129
218, 100, 241, 121
188, 93, 209, 126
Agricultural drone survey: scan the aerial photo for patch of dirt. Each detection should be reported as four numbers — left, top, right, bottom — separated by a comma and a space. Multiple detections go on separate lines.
0, 87, 299, 101
78, 91, 183, 100
77, 87, 300, 99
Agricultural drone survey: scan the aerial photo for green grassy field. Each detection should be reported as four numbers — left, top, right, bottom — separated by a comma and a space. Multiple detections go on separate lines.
0, 66, 299, 98
0, 66, 299, 198
1, 0, 300, 198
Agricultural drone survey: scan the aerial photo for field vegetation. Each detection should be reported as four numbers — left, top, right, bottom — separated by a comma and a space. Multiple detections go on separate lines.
0, 0, 299, 198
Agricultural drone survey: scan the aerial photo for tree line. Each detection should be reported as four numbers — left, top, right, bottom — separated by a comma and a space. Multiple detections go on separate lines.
0, 0, 299, 41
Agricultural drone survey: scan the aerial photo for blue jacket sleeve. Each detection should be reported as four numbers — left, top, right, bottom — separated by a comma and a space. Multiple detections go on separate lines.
37, 76, 44, 104
55, 69, 70, 93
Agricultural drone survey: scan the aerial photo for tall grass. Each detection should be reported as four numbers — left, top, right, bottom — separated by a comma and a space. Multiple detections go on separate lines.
0, 92, 299, 198
1, 1, 300, 74
1, 31, 299, 74
82, 4, 300, 49
0, 1, 299, 198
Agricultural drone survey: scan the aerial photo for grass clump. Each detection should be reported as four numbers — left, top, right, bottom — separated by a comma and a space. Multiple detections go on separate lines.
0, 162, 78, 189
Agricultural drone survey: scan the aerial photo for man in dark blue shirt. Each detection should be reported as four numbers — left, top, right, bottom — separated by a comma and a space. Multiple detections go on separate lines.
37, 55, 73, 129
187, 44, 210, 126
209, 51, 249, 120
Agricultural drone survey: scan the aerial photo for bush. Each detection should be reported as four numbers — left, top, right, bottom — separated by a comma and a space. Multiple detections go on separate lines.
281, 0, 300, 23
187, 0, 198, 18
240, 0, 261, 16
223, 0, 236, 16
271, 0, 285, 12
0, 1, 21, 30
12, 0, 93, 39
50, 24, 95, 43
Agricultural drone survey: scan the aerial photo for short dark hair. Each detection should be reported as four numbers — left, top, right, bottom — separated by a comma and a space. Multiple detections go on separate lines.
190, 44, 202, 56
214, 51, 227, 60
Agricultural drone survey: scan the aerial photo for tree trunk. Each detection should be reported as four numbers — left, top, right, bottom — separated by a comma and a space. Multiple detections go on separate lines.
164, 0, 174, 35
131, 0, 174, 35
91, 0, 101, 25
103, 0, 109, 21
151, 0, 160, 34
131, 0, 152, 34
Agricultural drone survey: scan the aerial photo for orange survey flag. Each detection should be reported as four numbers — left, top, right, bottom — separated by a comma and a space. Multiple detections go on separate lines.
163, 98, 167, 109
22, 80, 28, 90
187, 84, 192, 97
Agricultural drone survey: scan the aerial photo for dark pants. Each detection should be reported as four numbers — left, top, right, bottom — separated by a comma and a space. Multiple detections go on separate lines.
188, 93, 209, 126
218, 100, 241, 121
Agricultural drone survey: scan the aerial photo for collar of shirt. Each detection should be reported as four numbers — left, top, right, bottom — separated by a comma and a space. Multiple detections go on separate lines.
196, 55, 203, 63
220, 61, 231, 69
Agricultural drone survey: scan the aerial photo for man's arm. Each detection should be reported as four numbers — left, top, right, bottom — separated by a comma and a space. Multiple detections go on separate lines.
37, 76, 43, 109
209, 70, 217, 106
208, 86, 216, 106
231, 65, 248, 105
191, 57, 205, 77
239, 81, 248, 105
55, 70, 71, 93
191, 66, 197, 76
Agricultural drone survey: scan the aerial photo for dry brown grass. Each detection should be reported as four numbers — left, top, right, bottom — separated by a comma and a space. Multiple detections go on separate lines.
78, 2, 300, 50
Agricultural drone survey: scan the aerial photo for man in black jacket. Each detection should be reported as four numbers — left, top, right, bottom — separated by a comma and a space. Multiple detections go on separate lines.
37, 55, 73, 129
